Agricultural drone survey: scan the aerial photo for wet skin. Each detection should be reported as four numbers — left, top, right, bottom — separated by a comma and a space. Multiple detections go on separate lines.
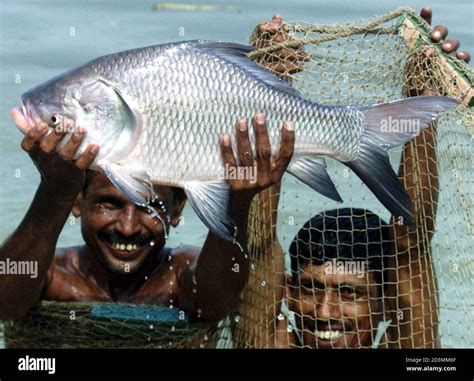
2, 9, 470, 339
0, 109, 295, 319
1, 12, 306, 321
265, 7, 471, 348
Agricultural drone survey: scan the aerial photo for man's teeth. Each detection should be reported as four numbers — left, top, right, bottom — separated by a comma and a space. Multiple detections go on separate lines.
112, 243, 138, 251
316, 330, 343, 340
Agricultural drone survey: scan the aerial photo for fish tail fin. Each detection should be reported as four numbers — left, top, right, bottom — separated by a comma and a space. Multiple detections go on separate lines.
345, 96, 458, 225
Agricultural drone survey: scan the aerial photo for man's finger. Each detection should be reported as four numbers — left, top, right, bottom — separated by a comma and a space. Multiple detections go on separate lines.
274, 48, 309, 61
21, 123, 48, 153
75, 144, 100, 170
58, 127, 86, 161
257, 17, 289, 34
420, 7, 432, 25
219, 133, 238, 168
253, 114, 271, 180
257, 20, 281, 34
456, 51, 471, 63
267, 61, 305, 75
236, 119, 254, 167
273, 33, 289, 44
272, 14, 282, 22
40, 126, 68, 154
441, 39, 460, 53
273, 122, 295, 176
430, 25, 448, 42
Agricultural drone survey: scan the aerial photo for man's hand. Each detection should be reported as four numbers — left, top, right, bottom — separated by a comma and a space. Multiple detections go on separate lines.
420, 6, 470, 63
252, 15, 309, 79
183, 113, 294, 322
20, 123, 99, 199
220, 113, 294, 205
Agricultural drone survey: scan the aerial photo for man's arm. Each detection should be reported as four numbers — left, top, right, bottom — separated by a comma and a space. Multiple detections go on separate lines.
0, 123, 98, 318
178, 115, 294, 322
386, 7, 469, 348
237, 15, 306, 347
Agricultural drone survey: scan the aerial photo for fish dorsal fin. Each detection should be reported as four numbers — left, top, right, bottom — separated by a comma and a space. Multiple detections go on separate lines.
194, 41, 301, 98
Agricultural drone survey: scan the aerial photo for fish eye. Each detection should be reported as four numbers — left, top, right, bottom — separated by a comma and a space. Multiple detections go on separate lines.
50, 114, 61, 126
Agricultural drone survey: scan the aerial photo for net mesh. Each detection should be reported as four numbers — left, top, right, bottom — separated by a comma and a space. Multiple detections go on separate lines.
2, 7, 472, 349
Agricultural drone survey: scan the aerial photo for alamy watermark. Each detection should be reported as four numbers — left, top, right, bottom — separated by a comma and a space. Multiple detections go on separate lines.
18, 355, 55, 375
221, 162, 257, 184
0, 258, 38, 278
53, 123, 86, 134
380, 116, 421, 136
324, 259, 365, 278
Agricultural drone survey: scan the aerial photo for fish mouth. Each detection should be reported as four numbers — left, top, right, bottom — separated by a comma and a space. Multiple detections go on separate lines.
11, 99, 40, 133
97, 231, 153, 261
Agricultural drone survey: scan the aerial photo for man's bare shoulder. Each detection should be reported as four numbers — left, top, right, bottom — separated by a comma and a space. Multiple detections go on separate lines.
168, 245, 200, 270
53, 245, 88, 272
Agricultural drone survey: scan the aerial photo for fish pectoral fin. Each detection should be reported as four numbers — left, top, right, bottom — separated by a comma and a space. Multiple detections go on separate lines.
101, 162, 153, 206
184, 180, 235, 241
286, 156, 343, 202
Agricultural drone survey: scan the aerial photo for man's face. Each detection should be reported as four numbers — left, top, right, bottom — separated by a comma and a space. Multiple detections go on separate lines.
73, 172, 186, 275
289, 262, 383, 348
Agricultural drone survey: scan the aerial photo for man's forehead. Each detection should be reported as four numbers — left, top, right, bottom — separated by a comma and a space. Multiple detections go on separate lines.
299, 262, 372, 287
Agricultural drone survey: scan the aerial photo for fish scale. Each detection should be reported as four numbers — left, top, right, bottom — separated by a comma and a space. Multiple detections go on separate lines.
93, 44, 360, 185
15, 40, 458, 240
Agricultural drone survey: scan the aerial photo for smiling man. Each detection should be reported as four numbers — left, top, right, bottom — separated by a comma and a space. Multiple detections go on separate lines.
252, 7, 470, 349
0, 14, 308, 323
282, 208, 389, 349
0, 112, 295, 322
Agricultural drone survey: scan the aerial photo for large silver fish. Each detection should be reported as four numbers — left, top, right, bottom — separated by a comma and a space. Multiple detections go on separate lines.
11, 40, 457, 240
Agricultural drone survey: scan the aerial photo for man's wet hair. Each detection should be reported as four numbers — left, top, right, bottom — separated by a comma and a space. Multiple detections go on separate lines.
289, 208, 390, 291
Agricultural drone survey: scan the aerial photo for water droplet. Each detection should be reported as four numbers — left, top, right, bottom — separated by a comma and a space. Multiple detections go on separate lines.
261, 280, 266, 287
150, 241, 155, 246
169, 304, 174, 309
204, 335, 208, 341
234, 315, 241, 323
277, 313, 285, 321
192, 288, 197, 294
144, 276, 148, 280
251, 263, 256, 270
169, 265, 173, 271
232, 257, 235, 261
287, 325, 294, 333
149, 324, 154, 330
171, 326, 175, 332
